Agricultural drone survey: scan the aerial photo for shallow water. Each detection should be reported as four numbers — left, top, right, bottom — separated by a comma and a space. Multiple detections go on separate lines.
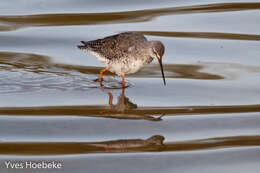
1, 1, 260, 173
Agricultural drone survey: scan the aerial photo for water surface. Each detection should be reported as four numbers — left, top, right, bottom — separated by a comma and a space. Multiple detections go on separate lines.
0, 1, 260, 173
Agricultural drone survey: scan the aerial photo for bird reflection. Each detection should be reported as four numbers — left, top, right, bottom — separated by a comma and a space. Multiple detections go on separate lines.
100, 87, 164, 121
105, 88, 137, 113
88, 135, 165, 152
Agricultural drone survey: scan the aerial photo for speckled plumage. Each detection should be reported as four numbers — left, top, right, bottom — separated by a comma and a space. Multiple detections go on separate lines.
77, 32, 165, 76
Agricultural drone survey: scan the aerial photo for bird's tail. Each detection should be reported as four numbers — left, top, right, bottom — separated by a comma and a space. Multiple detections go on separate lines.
77, 41, 88, 50
80, 41, 87, 45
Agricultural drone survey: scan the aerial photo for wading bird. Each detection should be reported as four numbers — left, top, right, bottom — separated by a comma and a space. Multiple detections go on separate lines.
77, 32, 166, 88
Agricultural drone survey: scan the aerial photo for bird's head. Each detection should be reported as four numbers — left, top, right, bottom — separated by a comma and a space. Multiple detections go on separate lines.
146, 135, 165, 145
149, 41, 166, 86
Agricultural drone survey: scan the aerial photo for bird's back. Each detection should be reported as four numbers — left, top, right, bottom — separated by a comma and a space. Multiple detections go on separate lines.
77, 32, 147, 63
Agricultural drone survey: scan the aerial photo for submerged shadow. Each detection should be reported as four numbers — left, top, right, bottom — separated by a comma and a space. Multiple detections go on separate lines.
0, 135, 165, 155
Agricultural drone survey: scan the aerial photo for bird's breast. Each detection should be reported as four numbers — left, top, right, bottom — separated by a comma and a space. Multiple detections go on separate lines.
146, 57, 153, 64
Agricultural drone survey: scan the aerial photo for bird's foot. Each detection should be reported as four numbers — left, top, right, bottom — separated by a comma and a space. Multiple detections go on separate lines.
94, 77, 130, 89
99, 82, 104, 87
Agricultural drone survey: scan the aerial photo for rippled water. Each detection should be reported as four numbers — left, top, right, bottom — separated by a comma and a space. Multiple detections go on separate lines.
1, 1, 260, 173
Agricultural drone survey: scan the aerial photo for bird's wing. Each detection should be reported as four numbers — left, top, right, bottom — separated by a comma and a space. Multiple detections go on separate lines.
77, 32, 147, 61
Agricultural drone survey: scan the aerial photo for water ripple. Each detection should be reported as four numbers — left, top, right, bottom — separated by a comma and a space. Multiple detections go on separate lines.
0, 51, 226, 94
1, 2, 260, 31
132, 31, 260, 41
0, 135, 259, 155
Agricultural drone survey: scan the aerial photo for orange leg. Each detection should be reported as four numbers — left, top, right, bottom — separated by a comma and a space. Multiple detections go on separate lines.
99, 68, 108, 86
100, 91, 113, 114
108, 92, 113, 106
121, 75, 125, 88
105, 147, 111, 152
121, 88, 126, 114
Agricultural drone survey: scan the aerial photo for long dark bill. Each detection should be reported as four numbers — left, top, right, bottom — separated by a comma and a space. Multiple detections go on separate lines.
157, 58, 166, 86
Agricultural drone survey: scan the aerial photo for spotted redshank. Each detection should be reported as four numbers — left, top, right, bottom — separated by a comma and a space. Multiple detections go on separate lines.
77, 32, 166, 87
